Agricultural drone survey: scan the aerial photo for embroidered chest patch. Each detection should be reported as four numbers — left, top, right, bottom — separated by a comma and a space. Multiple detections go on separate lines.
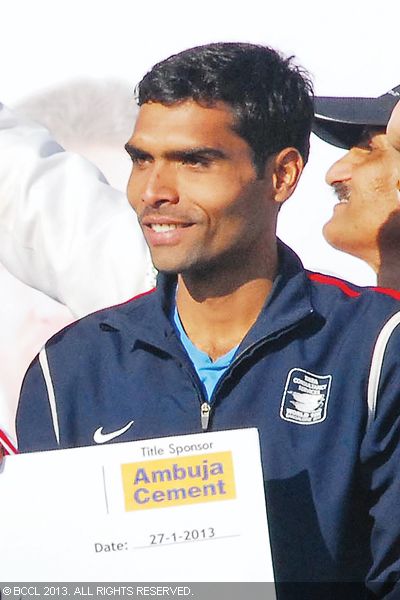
280, 368, 332, 425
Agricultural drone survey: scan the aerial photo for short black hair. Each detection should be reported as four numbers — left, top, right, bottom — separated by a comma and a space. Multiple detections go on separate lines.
136, 42, 314, 175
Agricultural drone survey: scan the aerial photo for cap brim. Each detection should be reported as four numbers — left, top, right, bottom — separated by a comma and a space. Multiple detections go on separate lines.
312, 95, 397, 149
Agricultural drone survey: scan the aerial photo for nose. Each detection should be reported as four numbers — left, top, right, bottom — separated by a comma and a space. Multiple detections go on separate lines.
141, 162, 179, 207
325, 152, 352, 186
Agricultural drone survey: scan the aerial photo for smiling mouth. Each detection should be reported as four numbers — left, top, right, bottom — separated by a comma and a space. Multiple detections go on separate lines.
150, 224, 179, 232
147, 223, 192, 232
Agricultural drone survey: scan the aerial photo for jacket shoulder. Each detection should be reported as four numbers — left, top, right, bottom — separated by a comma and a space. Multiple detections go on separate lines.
45, 286, 158, 348
308, 271, 400, 306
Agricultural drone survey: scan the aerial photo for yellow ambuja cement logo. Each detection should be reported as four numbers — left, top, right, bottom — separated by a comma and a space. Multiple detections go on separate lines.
121, 451, 236, 511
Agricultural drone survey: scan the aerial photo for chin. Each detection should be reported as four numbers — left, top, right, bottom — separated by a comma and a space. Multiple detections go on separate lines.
152, 261, 181, 275
323, 224, 370, 263
322, 220, 337, 247
323, 221, 350, 254
151, 248, 207, 276
152, 256, 195, 275
148, 250, 180, 274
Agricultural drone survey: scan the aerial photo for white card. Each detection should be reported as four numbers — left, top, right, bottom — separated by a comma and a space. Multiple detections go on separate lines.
1, 428, 274, 587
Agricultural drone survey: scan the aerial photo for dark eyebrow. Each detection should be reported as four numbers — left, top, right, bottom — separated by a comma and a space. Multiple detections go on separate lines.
166, 147, 227, 162
124, 143, 152, 160
124, 143, 227, 163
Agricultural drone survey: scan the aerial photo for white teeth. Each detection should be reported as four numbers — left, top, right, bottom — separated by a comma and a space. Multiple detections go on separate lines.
150, 224, 178, 232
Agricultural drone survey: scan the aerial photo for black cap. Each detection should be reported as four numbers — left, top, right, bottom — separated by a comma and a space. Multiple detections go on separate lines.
312, 85, 400, 149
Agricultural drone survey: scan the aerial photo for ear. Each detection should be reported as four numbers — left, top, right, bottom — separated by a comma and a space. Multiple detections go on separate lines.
271, 148, 304, 205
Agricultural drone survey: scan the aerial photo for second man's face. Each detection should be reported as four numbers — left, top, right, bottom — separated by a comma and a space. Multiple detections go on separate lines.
126, 100, 278, 276
323, 129, 400, 271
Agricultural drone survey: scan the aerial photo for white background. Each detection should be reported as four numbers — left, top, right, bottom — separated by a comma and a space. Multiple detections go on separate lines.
2, 0, 399, 283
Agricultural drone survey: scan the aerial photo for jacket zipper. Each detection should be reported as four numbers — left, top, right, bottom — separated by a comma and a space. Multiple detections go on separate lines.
174, 358, 209, 430
201, 402, 211, 430
202, 312, 314, 431
174, 310, 314, 432
176, 361, 211, 431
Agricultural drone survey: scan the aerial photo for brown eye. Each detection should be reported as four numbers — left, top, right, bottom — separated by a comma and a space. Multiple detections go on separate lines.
181, 156, 210, 168
132, 156, 151, 167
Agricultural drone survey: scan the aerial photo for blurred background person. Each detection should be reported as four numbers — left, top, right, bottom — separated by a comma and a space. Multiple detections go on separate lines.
0, 79, 154, 447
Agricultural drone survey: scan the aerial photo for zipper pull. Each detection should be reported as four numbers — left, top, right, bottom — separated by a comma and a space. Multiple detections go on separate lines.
200, 402, 210, 431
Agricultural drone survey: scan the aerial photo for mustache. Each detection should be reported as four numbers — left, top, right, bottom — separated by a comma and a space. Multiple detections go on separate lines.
332, 182, 351, 202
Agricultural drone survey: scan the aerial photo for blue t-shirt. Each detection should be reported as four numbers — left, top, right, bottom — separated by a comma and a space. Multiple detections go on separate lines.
173, 306, 238, 402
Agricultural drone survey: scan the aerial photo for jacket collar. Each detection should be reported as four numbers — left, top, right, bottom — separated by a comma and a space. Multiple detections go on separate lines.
236, 241, 316, 351
101, 240, 318, 353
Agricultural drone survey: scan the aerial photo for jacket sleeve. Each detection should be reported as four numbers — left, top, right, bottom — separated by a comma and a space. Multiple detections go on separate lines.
0, 103, 154, 318
361, 314, 400, 598
16, 352, 60, 453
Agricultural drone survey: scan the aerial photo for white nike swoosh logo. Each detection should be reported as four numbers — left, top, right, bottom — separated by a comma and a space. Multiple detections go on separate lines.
93, 420, 134, 444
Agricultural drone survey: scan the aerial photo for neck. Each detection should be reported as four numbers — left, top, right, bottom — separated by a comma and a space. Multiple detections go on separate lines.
377, 257, 400, 290
363, 243, 400, 291
175, 243, 278, 361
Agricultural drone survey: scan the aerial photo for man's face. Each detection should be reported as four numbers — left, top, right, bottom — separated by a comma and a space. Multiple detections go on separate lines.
126, 100, 279, 275
323, 129, 400, 270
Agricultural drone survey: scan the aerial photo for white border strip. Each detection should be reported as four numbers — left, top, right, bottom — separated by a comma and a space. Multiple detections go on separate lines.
367, 311, 400, 430
38, 347, 60, 444
0, 429, 18, 454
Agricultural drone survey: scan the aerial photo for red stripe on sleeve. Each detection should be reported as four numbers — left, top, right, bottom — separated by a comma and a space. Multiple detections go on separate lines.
309, 273, 400, 301
370, 286, 400, 300
308, 273, 361, 298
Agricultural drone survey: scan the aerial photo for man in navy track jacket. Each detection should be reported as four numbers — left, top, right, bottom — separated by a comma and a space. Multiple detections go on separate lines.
17, 43, 400, 598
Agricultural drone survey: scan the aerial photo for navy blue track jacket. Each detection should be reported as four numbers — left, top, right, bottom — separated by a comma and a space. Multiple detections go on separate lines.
17, 243, 400, 597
